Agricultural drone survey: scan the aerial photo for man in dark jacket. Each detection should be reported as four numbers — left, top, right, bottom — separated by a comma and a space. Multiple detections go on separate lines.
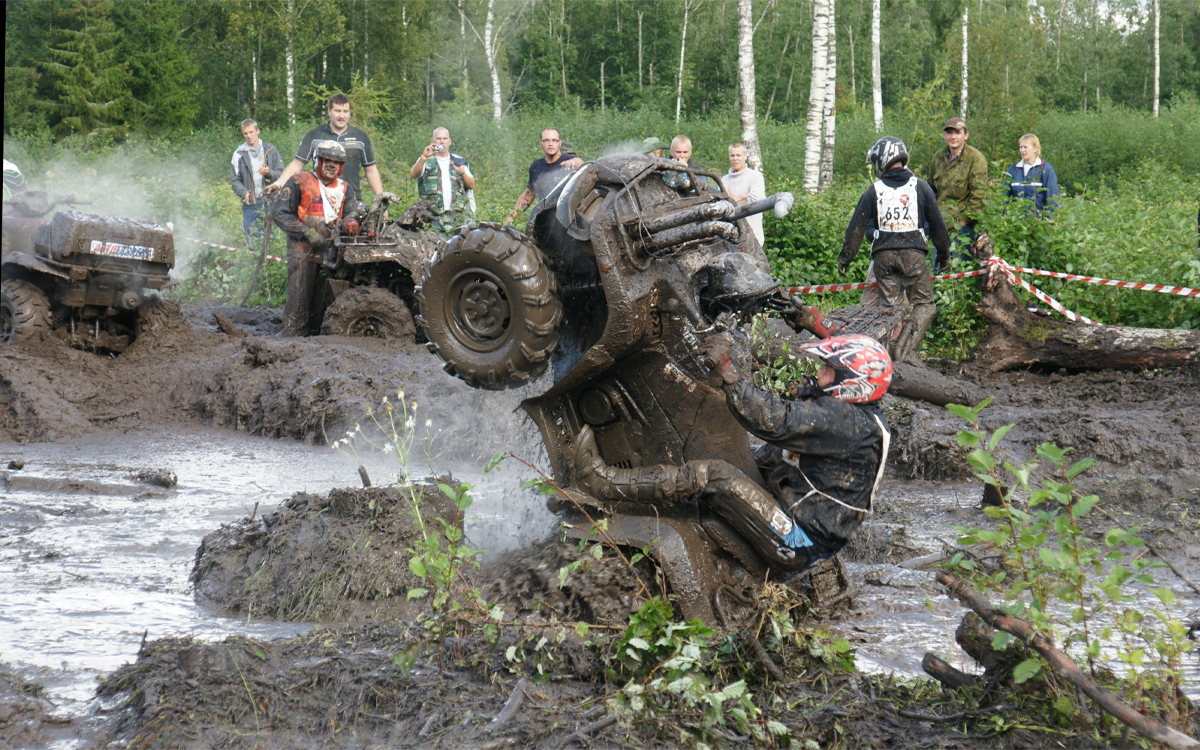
230, 119, 284, 245
572, 331, 893, 572
838, 137, 952, 364
272, 141, 363, 337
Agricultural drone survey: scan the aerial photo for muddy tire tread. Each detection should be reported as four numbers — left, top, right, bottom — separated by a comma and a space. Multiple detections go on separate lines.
417, 223, 562, 390
320, 286, 416, 340
1, 279, 53, 345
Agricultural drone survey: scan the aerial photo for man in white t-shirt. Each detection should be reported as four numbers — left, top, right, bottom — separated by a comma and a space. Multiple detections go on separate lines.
410, 127, 477, 234
722, 142, 766, 247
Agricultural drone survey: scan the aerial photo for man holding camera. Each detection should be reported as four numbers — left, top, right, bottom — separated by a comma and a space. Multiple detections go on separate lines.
409, 127, 476, 235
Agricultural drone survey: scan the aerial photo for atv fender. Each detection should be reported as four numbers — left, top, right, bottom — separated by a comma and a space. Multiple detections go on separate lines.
2, 252, 70, 280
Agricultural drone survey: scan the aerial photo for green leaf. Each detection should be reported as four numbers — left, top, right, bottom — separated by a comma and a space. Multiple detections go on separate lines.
1151, 587, 1176, 606
485, 451, 506, 473
956, 431, 981, 448
947, 403, 977, 423
721, 680, 747, 699
1071, 495, 1099, 519
1012, 657, 1042, 683
628, 637, 651, 650
490, 605, 505, 622
437, 482, 458, 501
1066, 457, 1095, 480
408, 557, 428, 578
966, 449, 995, 472
254, 647, 267, 660
406, 587, 428, 599
575, 621, 589, 638
505, 645, 518, 661
766, 720, 790, 736
987, 424, 1015, 451
991, 631, 1014, 651
1104, 528, 1127, 547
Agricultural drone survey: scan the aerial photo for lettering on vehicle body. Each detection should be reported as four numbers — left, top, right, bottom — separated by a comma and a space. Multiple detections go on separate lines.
89, 240, 156, 261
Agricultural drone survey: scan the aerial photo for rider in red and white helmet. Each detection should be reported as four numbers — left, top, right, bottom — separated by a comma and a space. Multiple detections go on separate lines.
707, 331, 893, 565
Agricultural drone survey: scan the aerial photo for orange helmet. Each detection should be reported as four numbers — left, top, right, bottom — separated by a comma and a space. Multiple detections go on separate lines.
798, 334, 892, 403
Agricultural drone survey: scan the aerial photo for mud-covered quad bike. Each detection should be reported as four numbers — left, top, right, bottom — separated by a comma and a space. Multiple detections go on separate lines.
1, 190, 175, 352
314, 194, 443, 341
418, 155, 851, 623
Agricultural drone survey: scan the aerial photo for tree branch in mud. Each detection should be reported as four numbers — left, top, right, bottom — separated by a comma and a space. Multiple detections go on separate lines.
971, 235, 1200, 372
937, 572, 1200, 750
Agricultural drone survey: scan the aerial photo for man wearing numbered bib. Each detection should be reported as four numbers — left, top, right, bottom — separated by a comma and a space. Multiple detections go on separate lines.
837, 137, 952, 364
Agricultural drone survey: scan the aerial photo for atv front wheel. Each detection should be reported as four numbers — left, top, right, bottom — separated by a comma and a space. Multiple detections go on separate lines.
320, 286, 416, 340
417, 224, 562, 390
1, 279, 53, 345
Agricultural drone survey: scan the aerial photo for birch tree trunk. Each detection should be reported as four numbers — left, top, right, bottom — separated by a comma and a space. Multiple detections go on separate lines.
1152, 0, 1160, 116
819, 2, 837, 190
286, 0, 295, 125
484, 0, 502, 122
847, 24, 855, 103
676, 0, 691, 124
363, 2, 370, 82
960, 7, 969, 118
803, 0, 830, 192
459, 0, 469, 94
871, 0, 882, 131
736, 0, 763, 168
600, 59, 607, 112
638, 11, 644, 92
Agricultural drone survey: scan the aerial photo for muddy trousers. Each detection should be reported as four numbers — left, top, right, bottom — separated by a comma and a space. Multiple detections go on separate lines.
871, 248, 936, 365
572, 425, 811, 571
284, 251, 324, 337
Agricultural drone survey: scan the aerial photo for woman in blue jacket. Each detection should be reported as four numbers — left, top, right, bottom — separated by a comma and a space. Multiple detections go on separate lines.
1004, 133, 1061, 215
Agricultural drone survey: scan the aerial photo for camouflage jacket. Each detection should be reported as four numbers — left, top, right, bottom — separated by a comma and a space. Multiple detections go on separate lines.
926, 144, 988, 226
416, 154, 473, 216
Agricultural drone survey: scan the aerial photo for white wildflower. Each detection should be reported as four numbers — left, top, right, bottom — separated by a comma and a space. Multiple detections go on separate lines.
425, 419, 432, 428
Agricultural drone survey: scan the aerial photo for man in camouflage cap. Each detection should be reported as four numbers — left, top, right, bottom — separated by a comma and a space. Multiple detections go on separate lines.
409, 127, 476, 235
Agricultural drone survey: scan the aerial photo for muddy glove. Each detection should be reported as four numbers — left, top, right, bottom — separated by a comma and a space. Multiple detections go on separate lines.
302, 227, 328, 252
787, 375, 825, 400
703, 335, 741, 385
342, 217, 360, 236
837, 259, 850, 276
786, 299, 842, 340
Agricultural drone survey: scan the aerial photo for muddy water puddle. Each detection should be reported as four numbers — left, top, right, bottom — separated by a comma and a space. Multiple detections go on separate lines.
0, 426, 555, 734
844, 480, 1200, 700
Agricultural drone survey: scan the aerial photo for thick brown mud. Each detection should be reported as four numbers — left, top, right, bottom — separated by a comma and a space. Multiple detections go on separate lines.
3, 305, 1200, 749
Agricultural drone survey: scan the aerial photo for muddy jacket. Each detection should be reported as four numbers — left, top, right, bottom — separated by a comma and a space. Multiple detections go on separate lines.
839, 167, 952, 269
273, 171, 362, 262
230, 141, 284, 205
724, 379, 886, 557
926, 144, 988, 227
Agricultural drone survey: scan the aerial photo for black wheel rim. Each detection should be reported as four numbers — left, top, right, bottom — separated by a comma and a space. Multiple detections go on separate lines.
445, 269, 512, 353
348, 316, 389, 338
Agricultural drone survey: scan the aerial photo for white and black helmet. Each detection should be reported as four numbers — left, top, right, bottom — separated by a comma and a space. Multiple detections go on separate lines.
314, 140, 347, 163
867, 137, 909, 178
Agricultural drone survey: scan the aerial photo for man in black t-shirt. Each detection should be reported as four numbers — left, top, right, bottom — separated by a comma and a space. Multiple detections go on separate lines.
505, 127, 582, 225
269, 93, 382, 205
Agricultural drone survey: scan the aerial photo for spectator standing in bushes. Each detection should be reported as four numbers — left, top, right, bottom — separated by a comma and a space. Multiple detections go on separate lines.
230, 119, 284, 246
1003, 134, 1060, 216
505, 127, 583, 224
724, 142, 767, 247
272, 93, 383, 206
838, 137, 952, 364
927, 117, 988, 254
409, 127, 476, 235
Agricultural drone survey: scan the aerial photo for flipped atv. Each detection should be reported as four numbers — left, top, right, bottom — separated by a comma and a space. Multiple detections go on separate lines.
314, 194, 443, 341
417, 154, 838, 623
2, 191, 175, 351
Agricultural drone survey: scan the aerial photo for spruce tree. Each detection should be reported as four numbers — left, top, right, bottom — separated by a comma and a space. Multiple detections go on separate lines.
40, 0, 131, 139
113, 0, 199, 131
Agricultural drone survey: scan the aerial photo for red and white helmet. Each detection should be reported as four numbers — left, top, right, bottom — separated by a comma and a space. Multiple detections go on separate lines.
798, 334, 892, 403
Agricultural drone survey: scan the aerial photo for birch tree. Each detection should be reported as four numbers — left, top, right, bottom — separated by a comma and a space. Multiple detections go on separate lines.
871, 0, 882, 131
1152, 0, 1160, 117
285, 0, 295, 124
803, 0, 831, 191
819, 0, 837, 190
736, 0, 762, 168
960, 6, 969, 118
675, 0, 694, 124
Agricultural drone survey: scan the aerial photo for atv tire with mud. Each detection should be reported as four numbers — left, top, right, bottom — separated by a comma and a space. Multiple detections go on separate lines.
417, 223, 562, 390
1, 279, 53, 344
321, 286, 416, 340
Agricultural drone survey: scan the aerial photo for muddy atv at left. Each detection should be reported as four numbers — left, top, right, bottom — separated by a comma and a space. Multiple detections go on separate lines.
2, 190, 175, 352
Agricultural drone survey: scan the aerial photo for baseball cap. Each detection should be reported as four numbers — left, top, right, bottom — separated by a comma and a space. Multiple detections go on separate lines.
943, 117, 967, 131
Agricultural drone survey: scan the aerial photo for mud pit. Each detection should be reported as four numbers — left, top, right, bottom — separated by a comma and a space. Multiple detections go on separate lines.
2, 303, 1199, 748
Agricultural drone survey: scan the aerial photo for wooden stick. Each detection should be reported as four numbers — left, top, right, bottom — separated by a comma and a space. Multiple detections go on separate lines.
896, 703, 1015, 722
938, 573, 1200, 750
551, 714, 618, 750
487, 677, 529, 732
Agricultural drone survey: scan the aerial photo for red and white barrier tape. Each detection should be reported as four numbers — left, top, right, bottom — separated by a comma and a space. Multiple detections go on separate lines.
983, 255, 1100, 325
182, 237, 285, 264
1011, 267, 1198, 298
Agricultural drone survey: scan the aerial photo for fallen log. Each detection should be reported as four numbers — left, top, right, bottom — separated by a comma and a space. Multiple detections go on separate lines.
938, 572, 1200, 750
921, 652, 979, 690
971, 235, 1200, 372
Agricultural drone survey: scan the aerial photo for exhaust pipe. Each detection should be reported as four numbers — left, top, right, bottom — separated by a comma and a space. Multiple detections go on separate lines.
633, 200, 736, 235
636, 221, 738, 252
731, 191, 795, 221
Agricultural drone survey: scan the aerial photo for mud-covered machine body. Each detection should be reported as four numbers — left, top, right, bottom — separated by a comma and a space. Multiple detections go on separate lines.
419, 155, 821, 622
312, 193, 442, 339
2, 190, 174, 351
